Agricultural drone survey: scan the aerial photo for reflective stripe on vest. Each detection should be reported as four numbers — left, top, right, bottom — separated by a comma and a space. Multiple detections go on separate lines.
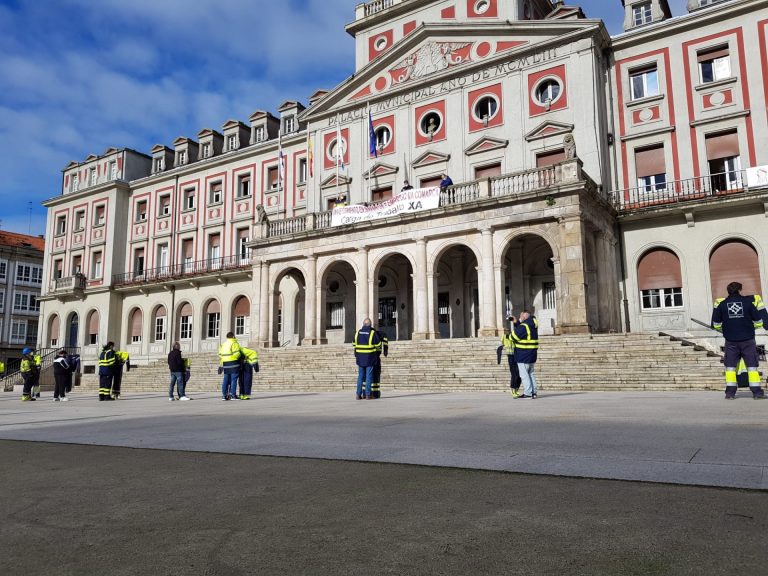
501, 334, 515, 354
99, 351, 115, 367
513, 319, 539, 350
354, 330, 377, 354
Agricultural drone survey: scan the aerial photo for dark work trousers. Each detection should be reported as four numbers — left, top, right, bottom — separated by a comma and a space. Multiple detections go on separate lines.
507, 355, 522, 390
22, 373, 33, 397
99, 373, 113, 400
372, 363, 382, 398
724, 339, 759, 368
240, 364, 253, 396
54, 373, 71, 399
112, 366, 123, 396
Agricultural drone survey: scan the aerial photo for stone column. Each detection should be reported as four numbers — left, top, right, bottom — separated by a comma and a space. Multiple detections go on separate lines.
427, 273, 437, 338
494, 264, 505, 331
413, 238, 429, 339
557, 216, 590, 334
479, 227, 498, 336
258, 260, 271, 346
357, 247, 369, 324
304, 255, 317, 344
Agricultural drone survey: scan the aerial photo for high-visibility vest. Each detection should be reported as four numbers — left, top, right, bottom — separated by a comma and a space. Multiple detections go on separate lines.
33, 354, 42, 367
99, 349, 116, 367
501, 333, 515, 355
241, 347, 259, 365
116, 351, 130, 363
0, 361, 5, 374
218, 338, 242, 368
21, 357, 33, 374
512, 317, 539, 350
353, 329, 378, 356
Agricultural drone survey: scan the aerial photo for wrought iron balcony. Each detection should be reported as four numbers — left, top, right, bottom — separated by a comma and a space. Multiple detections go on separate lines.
112, 254, 251, 287
610, 170, 758, 212
49, 273, 86, 295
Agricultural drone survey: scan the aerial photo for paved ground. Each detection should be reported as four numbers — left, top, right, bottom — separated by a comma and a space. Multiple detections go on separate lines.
1, 390, 767, 575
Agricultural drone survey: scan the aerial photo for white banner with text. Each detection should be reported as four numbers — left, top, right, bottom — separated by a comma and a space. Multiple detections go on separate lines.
331, 187, 441, 226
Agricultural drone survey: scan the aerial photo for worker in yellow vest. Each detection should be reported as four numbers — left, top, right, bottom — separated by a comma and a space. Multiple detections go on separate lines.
218, 332, 242, 400
112, 350, 131, 399
0, 359, 5, 378
32, 351, 42, 398
239, 347, 259, 400
20, 348, 37, 401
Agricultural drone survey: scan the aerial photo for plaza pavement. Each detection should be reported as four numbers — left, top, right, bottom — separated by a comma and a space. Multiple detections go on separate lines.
1, 389, 766, 490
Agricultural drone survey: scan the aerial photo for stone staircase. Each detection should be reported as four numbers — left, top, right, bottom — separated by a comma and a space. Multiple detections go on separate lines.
79, 333, 725, 394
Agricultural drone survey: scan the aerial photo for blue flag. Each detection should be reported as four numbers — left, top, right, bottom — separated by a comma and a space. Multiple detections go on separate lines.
368, 109, 377, 158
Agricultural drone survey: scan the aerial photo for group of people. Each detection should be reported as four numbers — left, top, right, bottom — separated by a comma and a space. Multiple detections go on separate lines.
353, 318, 389, 400
499, 311, 540, 399
97, 342, 131, 400
18, 347, 80, 401
216, 332, 260, 401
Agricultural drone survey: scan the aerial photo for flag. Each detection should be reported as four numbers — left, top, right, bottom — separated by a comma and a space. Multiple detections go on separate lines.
368, 108, 377, 158
278, 129, 286, 185
335, 116, 345, 171
307, 132, 313, 178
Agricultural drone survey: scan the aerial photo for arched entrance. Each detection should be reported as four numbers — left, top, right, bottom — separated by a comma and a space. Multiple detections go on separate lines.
273, 268, 305, 346
709, 239, 762, 300
320, 261, 357, 343
501, 234, 557, 335
66, 312, 79, 347
432, 244, 479, 338
373, 253, 414, 341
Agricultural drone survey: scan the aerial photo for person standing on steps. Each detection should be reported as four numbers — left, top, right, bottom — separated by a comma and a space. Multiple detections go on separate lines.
353, 318, 381, 400
510, 311, 539, 399
239, 346, 259, 400
52, 349, 72, 402
711, 281, 768, 399
218, 332, 242, 401
371, 326, 388, 399
111, 349, 131, 399
98, 342, 116, 401
167, 342, 190, 401
500, 319, 522, 397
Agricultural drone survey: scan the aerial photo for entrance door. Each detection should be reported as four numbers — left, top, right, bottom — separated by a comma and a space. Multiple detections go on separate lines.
378, 297, 397, 341
438, 292, 450, 338
537, 281, 557, 335
68, 315, 79, 347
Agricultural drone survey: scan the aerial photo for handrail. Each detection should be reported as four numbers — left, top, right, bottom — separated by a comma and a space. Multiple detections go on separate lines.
113, 254, 251, 286
2, 346, 81, 392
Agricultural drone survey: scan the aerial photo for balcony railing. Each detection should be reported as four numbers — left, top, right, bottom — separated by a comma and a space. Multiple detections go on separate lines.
611, 170, 751, 211
49, 273, 86, 294
112, 254, 251, 287
363, 0, 397, 17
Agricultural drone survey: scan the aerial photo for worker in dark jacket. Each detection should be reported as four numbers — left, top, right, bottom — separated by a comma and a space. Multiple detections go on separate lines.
371, 327, 388, 399
711, 281, 768, 399
353, 318, 381, 400
52, 349, 72, 401
98, 342, 116, 401
510, 311, 539, 399
167, 342, 190, 401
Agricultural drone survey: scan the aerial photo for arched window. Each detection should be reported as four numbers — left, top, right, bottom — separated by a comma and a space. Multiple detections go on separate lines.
232, 296, 250, 337
48, 315, 60, 347
709, 240, 761, 299
152, 306, 167, 343
129, 308, 143, 343
205, 299, 221, 339
179, 303, 193, 341
637, 248, 683, 310
86, 310, 100, 345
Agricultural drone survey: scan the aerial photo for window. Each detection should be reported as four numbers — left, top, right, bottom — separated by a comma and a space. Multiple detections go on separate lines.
699, 47, 730, 84
535, 79, 561, 106
184, 188, 196, 210
109, 161, 118, 180
154, 157, 165, 172
630, 67, 659, 100
10, 320, 27, 344
632, 2, 652, 26
91, 251, 103, 279
284, 116, 296, 133
133, 248, 145, 277
154, 316, 166, 342
638, 248, 683, 310
181, 239, 194, 270
635, 145, 667, 193
473, 96, 499, 123
268, 166, 279, 190
209, 182, 222, 205
419, 112, 442, 138
237, 174, 251, 197
136, 200, 147, 222
254, 126, 265, 143
327, 196, 347, 210
228, 135, 237, 151
201, 143, 211, 159
374, 126, 391, 151
159, 195, 170, 216
238, 229, 250, 263
72, 174, 80, 192
474, 163, 502, 179
54, 259, 63, 279
16, 264, 42, 284
180, 315, 192, 340
157, 244, 169, 271
235, 316, 246, 336
0, 291, 4, 311
14, 292, 39, 312
177, 150, 187, 166
327, 302, 344, 329
94, 205, 105, 226
72, 255, 82, 275
298, 159, 307, 184
90, 168, 97, 186
706, 131, 742, 191
372, 187, 392, 202
208, 234, 220, 261
0, 260, 6, 281
74, 210, 85, 231
207, 312, 220, 338
56, 215, 67, 235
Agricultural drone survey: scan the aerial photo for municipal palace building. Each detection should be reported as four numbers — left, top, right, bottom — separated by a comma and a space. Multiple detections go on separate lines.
40, 0, 768, 368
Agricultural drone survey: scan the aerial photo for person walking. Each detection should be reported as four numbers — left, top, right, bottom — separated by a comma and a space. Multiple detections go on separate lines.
111, 349, 130, 399
510, 311, 539, 399
711, 281, 768, 399
20, 348, 37, 401
167, 342, 190, 401
218, 332, 242, 401
501, 320, 522, 397
371, 327, 389, 399
239, 346, 259, 400
52, 349, 72, 402
353, 318, 381, 400
98, 342, 116, 401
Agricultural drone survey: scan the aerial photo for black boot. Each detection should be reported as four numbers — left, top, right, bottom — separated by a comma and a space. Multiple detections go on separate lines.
725, 386, 737, 399
751, 387, 765, 399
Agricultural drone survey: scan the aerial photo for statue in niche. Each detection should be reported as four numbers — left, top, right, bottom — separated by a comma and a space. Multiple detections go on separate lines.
255, 204, 267, 223
563, 133, 576, 160
427, 117, 437, 141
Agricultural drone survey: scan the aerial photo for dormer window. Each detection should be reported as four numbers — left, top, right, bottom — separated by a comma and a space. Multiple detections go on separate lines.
89, 168, 97, 186
177, 150, 187, 166
633, 2, 652, 26
202, 143, 211, 159
228, 135, 237, 151
284, 116, 296, 133
72, 174, 80, 192
109, 161, 118, 180
154, 157, 164, 172
255, 126, 265, 143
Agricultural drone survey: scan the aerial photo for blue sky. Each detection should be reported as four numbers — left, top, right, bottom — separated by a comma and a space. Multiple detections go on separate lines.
0, 0, 689, 236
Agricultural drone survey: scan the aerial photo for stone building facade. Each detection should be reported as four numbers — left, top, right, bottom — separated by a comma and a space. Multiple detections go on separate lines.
39, 0, 768, 369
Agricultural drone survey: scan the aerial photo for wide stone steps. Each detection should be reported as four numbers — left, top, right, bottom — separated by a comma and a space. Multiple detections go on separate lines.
79, 333, 725, 393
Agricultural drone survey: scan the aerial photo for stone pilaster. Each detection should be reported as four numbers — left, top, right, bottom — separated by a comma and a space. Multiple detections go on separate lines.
413, 238, 429, 340
303, 255, 317, 344
258, 260, 271, 346
356, 247, 369, 324
478, 228, 498, 336
557, 216, 591, 334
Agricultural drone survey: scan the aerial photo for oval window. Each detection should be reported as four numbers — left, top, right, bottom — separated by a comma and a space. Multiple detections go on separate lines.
473, 95, 499, 122
419, 112, 442, 137
375, 125, 391, 149
374, 36, 388, 52
535, 79, 561, 105
474, 0, 490, 15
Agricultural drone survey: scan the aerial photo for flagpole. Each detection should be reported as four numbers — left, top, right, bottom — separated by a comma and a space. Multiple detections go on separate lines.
277, 128, 283, 196
365, 103, 370, 203
335, 115, 340, 203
